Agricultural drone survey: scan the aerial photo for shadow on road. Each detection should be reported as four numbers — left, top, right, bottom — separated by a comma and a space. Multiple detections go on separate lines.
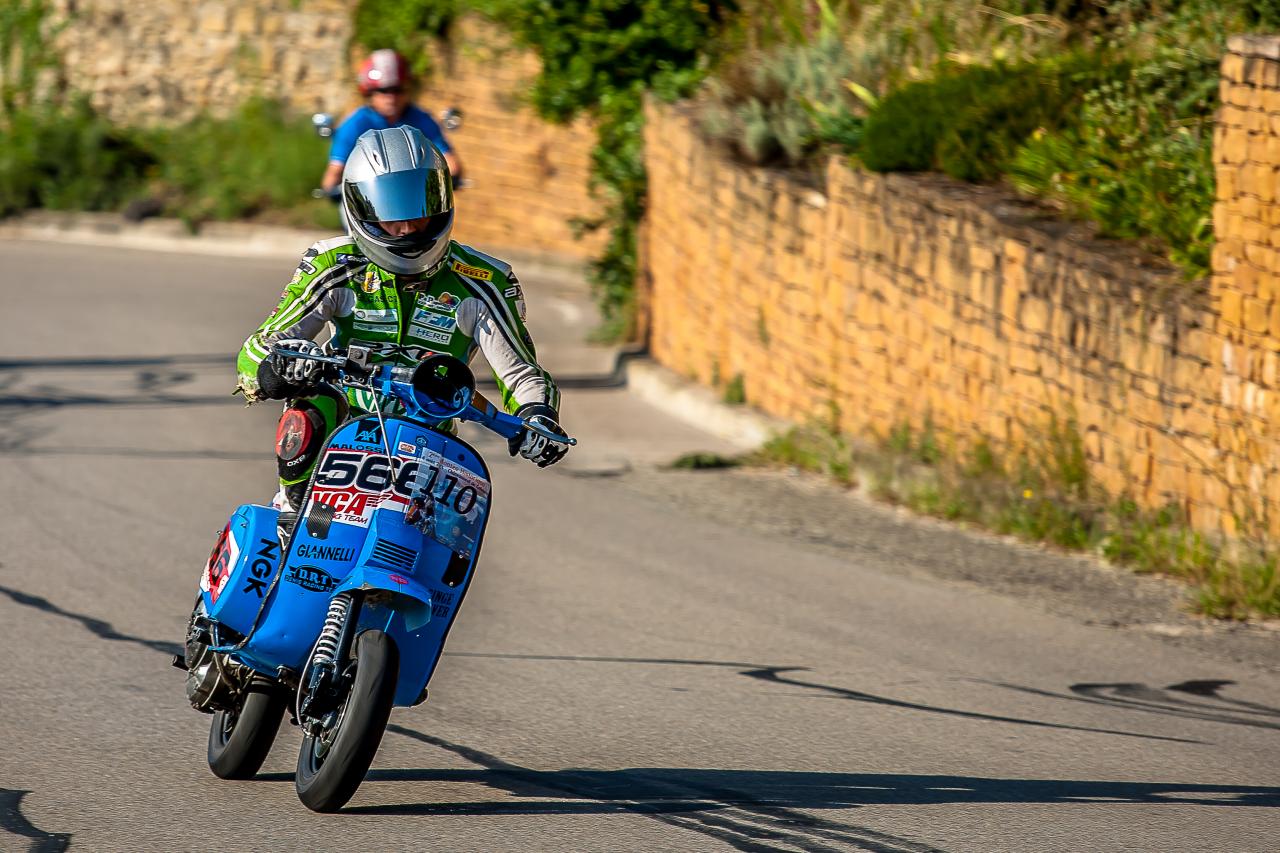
445, 652, 1205, 744
981, 678, 1280, 731
0, 580, 182, 658
0, 789, 71, 853
317, 724, 1277, 852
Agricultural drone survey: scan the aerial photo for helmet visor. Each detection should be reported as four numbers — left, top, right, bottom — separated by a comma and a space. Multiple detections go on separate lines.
344, 167, 453, 224
359, 210, 455, 258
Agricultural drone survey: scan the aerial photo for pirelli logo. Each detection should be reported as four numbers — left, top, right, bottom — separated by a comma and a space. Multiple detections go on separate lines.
451, 261, 492, 281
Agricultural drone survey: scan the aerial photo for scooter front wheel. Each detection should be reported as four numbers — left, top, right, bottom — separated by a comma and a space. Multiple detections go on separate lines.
295, 629, 399, 812
208, 689, 287, 779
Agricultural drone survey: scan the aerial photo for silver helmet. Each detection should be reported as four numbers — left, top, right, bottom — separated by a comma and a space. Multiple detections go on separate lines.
341, 126, 454, 276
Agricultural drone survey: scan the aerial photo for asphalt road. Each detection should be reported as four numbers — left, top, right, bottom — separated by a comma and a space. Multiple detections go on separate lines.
1, 239, 1278, 852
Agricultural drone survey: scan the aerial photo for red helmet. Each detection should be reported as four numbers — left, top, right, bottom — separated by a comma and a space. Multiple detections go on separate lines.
357, 49, 411, 95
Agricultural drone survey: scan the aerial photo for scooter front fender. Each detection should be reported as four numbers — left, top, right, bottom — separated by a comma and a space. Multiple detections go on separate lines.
336, 565, 433, 631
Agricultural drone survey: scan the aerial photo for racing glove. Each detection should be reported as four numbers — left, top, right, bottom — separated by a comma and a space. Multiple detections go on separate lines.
272, 338, 324, 383
256, 339, 324, 400
508, 402, 569, 468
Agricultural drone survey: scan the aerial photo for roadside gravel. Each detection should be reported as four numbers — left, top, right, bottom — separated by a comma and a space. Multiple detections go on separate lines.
610, 463, 1280, 674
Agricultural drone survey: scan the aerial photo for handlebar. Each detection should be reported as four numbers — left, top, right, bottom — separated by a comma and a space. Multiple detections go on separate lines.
273, 346, 577, 447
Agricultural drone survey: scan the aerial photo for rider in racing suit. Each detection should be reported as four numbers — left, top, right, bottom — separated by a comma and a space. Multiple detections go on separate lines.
237, 125, 567, 512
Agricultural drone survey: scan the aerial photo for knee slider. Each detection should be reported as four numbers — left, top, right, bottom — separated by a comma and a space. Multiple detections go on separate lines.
276, 403, 328, 482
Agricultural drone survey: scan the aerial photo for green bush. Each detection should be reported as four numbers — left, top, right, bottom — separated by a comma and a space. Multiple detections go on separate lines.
1009, 49, 1217, 276
860, 55, 1113, 180
151, 97, 332, 226
0, 100, 153, 216
485, 0, 728, 333
351, 0, 458, 79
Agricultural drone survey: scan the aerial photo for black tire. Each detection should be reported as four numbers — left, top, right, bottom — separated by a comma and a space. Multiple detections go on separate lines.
207, 689, 287, 780
295, 629, 399, 812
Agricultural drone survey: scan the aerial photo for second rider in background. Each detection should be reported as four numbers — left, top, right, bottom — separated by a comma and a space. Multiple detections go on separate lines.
320, 49, 463, 194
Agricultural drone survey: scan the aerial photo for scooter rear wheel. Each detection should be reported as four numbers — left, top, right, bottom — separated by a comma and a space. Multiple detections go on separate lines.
295, 629, 399, 812
207, 689, 287, 779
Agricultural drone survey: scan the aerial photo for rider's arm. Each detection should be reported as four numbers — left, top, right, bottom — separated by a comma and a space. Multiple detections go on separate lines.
443, 150, 462, 182
320, 161, 345, 192
235, 245, 355, 399
455, 280, 559, 416
407, 106, 461, 181
322, 110, 366, 190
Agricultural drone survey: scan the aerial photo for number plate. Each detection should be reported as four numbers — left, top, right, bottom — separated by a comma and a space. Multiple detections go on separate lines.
311, 445, 490, 534
413, 448, 489, 554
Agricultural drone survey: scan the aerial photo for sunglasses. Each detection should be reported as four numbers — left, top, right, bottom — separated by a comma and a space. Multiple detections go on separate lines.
371, 86, 405, 95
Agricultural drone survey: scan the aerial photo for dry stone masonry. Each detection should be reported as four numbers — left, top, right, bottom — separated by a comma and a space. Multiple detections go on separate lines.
414, 18, 604, 259
44, 6, 602, 257
644, 36, 1280, 544
47, 0, 357, 124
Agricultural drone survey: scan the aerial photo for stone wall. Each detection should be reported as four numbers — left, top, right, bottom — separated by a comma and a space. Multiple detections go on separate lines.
1210, 34, 1280, 537
416, 19, 604, 259
46, 0, 356, 124
643, 86, 1274, 540
42, 6, 602, 258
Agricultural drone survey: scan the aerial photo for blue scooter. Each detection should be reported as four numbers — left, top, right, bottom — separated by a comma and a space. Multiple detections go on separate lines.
178, 345, 573, 811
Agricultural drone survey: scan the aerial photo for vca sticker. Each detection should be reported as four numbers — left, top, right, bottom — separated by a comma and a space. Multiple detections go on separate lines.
286, 564, 339, 593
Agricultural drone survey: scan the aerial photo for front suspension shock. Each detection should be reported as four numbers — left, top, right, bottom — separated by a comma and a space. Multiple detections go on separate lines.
298, 591, 361, 725
311, 594, 351, 668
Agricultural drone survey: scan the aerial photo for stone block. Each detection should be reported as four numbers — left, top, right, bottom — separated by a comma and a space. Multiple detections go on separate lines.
200, 4, 229, 34
1248, 132, 1271, 164
969, 244, 996, 272
1020, 296, 1051, 334
1219, 288, 1243, 327
1223, 53, 1246, 84
1241, 216, 1272, 246
1000, 281, 1020, 321
1245, 295, 1271, 333
232, 6, 259, 35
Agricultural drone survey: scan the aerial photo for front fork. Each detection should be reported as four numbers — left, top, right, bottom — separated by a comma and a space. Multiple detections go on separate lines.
298, 591, 363, 734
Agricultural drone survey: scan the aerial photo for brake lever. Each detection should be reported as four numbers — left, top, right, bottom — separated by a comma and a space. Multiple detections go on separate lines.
524, 419, 577, 447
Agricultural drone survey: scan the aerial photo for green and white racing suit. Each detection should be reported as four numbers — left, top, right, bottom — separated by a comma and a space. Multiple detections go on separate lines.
236, 235, 560, 495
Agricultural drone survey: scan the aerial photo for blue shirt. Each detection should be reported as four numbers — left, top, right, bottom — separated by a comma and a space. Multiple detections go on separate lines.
327, 104, 452, 164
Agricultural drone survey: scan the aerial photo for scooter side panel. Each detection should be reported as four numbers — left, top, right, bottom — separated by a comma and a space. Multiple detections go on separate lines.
201, 504, 282, 638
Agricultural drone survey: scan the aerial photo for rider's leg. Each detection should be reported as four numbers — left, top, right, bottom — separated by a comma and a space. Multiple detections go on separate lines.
275, 386, 349, 511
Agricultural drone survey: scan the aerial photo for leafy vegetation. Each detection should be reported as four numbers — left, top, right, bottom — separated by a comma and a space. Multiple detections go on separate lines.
149, 98, 338, 228
699, 33, 865, 167
0, 99, 153, 216
351, 0, 459, 80
1009, 48, 1218, 275
862, 54, 1118, 181
691, 0, 1265, 280
752, 417, 1280, 619
0, 96, 336, 227
475, 0, 729, 336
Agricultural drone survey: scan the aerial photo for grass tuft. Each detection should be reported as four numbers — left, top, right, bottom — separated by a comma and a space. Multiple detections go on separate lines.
752, 416, 1280, 620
